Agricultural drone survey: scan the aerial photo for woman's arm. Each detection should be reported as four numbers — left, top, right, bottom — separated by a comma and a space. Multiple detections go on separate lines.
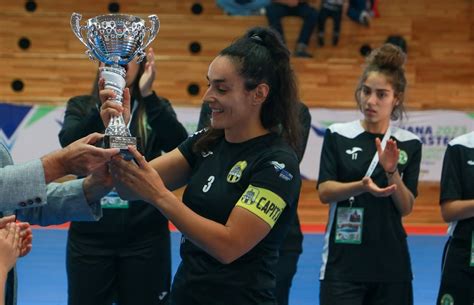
110, 146, 284, 264
385, 170, 415, 216
318, 178, 397, 204
440, 199, 474, 222
150, 190, 271, 264
438, 142, 472, 222
376, 137, 415, 216
148, 148, 192, 191
318, 180, 364, 203
111, 147, 191, 201
0, 222, 20, 305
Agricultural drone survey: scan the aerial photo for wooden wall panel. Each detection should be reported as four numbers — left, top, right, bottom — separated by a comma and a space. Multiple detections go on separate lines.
1, 0, 472, 227
1, 0, 222, 16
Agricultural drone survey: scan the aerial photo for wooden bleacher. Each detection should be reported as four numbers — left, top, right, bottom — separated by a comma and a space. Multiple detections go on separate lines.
1, 0, 473, 228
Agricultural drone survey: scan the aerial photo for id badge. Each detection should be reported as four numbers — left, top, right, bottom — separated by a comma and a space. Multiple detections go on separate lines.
335, 207, 364, 244
470, 232, 474, 267
101, 190, 129, 209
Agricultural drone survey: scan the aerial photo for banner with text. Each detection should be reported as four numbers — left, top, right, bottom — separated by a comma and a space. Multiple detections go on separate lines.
302, 108, 474, 181
1, 102, 473, 181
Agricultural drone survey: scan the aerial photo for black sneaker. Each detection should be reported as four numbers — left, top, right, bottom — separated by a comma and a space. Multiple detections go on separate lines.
332, 36, 339, 46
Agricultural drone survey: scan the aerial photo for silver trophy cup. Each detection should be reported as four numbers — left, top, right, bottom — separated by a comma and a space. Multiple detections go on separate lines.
70, 13, 159, 153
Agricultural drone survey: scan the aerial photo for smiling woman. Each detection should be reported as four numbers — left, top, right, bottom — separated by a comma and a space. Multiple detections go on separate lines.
317, 44, 423, 305
101, 26, 303, 305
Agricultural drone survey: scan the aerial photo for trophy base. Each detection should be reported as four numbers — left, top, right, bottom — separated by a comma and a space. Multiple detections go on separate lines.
104, 135, 138, 160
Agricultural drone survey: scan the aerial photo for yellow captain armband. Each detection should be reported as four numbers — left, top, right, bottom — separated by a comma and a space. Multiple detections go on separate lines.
235, 184, 287, 228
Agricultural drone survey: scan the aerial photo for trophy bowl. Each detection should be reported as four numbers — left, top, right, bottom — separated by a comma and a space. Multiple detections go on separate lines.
71, 13, 159, 65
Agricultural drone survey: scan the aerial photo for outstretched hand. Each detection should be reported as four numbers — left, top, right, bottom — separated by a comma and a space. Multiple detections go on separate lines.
110, 146, 167, 205
63, 132, 120, 176
53, 133, 120, 178
362, 176, 397, 197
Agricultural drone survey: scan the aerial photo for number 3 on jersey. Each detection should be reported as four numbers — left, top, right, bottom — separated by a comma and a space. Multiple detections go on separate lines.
202, 176, 215, 193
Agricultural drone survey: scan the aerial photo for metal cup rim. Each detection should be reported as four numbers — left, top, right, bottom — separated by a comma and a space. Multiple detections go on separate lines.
87, 13, 145, 24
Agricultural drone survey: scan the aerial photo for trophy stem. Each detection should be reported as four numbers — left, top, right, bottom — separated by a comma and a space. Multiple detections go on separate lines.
100, 65, 131, 137
105, 114, 131, 137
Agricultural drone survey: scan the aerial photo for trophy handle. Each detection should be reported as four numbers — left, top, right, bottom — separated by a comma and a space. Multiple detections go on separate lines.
70, 13, 89, 49
142, 15, 160, 50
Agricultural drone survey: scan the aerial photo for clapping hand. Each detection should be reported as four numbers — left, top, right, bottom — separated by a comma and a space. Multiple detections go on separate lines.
139, 48, 156, 98
361, 176, 397, 197
0, 222, 20, 274
376, 137, 399, 173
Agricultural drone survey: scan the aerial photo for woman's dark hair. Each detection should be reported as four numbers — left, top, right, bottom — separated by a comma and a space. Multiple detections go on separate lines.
355, 43, 407, 121
194, 26, 302, 153
91, 59, 149, 148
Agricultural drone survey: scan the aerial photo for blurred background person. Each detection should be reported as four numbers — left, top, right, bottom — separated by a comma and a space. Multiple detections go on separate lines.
58, 48, 188, 305
436, 130, 474, 305
317, 44, 421, 305
266, 0, 318, 58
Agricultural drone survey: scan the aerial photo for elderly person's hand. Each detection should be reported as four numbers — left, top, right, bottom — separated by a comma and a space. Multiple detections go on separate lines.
42, 133, 119, 182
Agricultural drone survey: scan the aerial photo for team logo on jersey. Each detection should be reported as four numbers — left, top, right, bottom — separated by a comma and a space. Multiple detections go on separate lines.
201, 150, 213, 158
158, 291, 168, 301
192, 127, 208, 137
227, 161, 247, 183
398, 150, 408, 165
346, 147, 362, 160
440, 293, 454, 305
270, 161, 293, 181
467, 160, 474, 166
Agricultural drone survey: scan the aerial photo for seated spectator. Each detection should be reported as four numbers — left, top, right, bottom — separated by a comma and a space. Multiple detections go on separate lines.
217, 0, 270, 15
347, 0, 371, 26
266, 0, 318, 58
317, 0, 344, 46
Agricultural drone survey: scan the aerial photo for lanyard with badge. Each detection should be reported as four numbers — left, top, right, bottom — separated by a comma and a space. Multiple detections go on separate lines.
335, 126, 392, 244
100, 100, 139, 209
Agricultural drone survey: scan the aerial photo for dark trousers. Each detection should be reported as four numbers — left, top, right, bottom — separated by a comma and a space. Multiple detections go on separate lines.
67, 232, 171, 305
274, 252, 300, 305
266, 2, 318, 46
317, 7, 342, 39
320, 280, 413, 305
347, 0, 367, 23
